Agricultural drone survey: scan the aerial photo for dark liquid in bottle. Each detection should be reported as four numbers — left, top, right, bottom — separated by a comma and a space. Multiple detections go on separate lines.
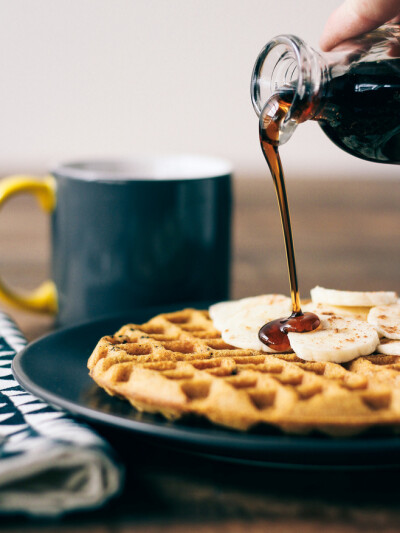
258, 94, 320, 352
317, 58, 400, 163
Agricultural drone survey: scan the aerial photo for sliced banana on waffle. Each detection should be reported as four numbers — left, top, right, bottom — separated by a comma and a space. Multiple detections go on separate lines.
311, 286, 398, 307
209, 294, 291, 334
367, 304, 400, 340
209, 289, 397, 363
288, 315, 379, 363
210, 294, 292, 353
303, 301, 370, 321
376, 339, 400, 356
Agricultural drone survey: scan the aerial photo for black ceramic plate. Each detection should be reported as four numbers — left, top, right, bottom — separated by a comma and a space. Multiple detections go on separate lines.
12, 303, 400, 469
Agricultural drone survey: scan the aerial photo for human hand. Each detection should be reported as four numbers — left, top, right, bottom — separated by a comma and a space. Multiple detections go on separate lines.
320, 0, 400, 51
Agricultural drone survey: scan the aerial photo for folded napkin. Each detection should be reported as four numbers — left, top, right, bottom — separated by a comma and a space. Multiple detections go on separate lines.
0, 311, 123, 516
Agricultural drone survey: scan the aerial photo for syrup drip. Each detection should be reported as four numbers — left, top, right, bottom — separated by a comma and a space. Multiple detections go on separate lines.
258, 93, 320, 351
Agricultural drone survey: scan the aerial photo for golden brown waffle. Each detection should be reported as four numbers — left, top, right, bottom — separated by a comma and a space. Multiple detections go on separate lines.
87, 308, 400, 436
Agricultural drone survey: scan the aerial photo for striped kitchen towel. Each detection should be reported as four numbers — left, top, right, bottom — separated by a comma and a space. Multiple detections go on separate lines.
0, 311, 123, 516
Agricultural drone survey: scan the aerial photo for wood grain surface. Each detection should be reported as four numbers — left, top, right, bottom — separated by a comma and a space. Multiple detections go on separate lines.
1, 176, 400, 532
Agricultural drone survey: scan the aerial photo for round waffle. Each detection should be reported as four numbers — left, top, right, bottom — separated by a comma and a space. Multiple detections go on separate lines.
87, 308, 400, 437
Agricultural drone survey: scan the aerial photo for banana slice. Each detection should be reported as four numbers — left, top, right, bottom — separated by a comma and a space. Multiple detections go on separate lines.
210, 295, 292, 353
209, 294, 291, 333
311, 286, 398, 307
368, 304, 400, 340
287, 316, 379, 363
376, 339, 400, 356
303, 301, 370, 321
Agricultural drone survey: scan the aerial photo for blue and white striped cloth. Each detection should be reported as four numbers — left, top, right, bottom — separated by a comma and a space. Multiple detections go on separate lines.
0, 311, 123, 516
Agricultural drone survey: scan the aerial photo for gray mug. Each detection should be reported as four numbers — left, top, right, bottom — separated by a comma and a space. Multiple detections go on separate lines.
0, 156, 232, 326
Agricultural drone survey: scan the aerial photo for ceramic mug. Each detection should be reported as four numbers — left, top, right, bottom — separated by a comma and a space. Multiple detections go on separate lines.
0, 156, 232, 326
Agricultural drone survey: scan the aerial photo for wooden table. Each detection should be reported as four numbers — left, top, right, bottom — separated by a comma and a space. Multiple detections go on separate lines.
2, 177, 400, 532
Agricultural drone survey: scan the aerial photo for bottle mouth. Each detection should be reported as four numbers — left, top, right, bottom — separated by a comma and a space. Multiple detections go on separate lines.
251, 35, 312, 145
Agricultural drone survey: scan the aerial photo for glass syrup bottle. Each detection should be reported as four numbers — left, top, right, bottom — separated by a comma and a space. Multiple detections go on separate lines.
251, 23, 400, 163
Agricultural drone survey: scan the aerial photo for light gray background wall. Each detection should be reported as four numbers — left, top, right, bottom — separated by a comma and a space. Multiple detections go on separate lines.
0, 0, 397, 179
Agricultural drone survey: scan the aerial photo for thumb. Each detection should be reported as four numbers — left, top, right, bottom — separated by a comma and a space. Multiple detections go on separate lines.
320, 0, 400, 51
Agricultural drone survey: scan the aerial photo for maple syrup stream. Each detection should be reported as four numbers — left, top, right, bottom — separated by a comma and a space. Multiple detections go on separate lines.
258, 94, 320, 352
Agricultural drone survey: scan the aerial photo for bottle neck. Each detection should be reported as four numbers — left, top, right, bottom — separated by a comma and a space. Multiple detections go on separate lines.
251, 35, 329, 145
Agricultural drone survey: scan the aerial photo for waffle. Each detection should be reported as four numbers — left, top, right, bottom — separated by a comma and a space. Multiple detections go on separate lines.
87, 308, 400, 436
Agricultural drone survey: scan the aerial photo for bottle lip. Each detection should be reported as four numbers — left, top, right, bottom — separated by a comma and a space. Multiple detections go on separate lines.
251, 34, 308, 121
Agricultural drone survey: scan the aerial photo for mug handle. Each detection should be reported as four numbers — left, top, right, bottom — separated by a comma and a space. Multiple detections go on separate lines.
0, 175, 58, 314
